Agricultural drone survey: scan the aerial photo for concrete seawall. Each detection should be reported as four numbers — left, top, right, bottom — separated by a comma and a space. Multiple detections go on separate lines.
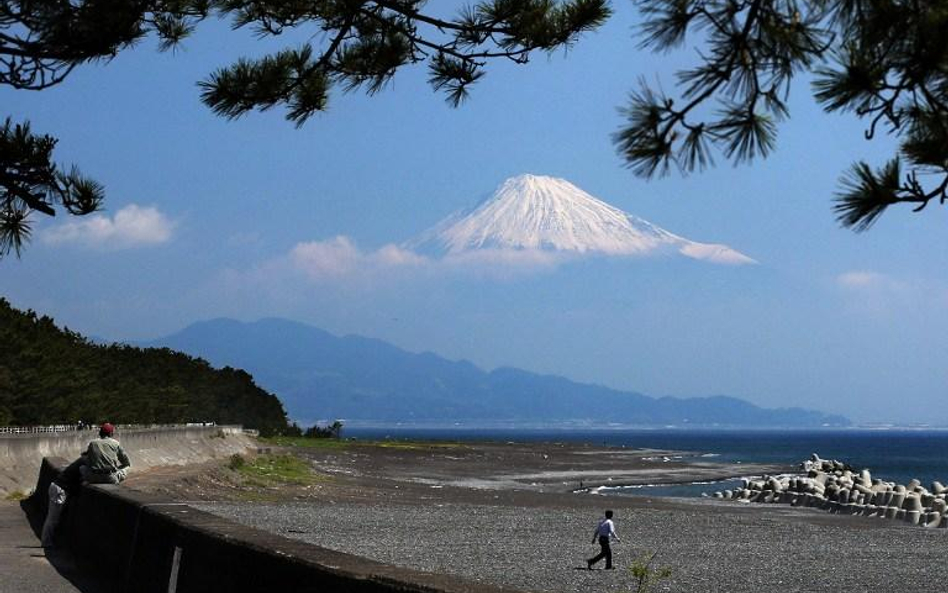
29, 458, 519, 593
1, 426, 256, 496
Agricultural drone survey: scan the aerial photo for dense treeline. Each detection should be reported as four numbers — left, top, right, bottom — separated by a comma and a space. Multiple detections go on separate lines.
0, 299, 289, 435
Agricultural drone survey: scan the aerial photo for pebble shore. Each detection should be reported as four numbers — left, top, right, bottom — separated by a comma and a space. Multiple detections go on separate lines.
184, 441, 948, 592
197, 497, 948, 592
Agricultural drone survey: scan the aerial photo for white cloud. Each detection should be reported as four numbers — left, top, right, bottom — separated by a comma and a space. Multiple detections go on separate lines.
290, 236, 427, 281
832, 270, 948, 319
247, 232, 753, 289
837, 271, 888, 288
836, 270, 948, 305
375, 244, 429, 267
276, 236, 570, 284
41, 204, 174, 248
291, 236, 362, 278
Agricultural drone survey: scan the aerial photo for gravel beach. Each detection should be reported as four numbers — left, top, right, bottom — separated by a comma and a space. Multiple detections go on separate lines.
134, 440, 948, 592
197, 497, 948, 593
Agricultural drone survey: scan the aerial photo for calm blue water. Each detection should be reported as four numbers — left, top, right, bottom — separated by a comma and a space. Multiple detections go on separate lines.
345, 426, 948, 498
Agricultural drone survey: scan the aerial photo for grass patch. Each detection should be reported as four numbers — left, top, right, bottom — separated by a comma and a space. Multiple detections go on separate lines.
259, 436, 352, 449
4, 490, 28, 502
230, 453, 325, 487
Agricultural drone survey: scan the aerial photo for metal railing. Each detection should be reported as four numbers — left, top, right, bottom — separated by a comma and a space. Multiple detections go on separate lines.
0, 422, 222, 435
0, 425, 80, 435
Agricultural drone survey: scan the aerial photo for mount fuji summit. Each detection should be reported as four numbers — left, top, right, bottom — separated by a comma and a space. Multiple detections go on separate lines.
407, 174, 755, 265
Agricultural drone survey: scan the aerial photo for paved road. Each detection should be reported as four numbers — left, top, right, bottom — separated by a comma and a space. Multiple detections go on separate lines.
0, 502, 102, 593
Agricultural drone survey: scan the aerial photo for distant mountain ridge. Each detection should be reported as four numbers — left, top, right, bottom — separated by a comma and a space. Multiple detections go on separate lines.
144, 318, 850, 428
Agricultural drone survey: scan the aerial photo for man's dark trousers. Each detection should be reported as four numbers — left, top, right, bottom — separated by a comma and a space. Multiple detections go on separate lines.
588, 535, 612, 569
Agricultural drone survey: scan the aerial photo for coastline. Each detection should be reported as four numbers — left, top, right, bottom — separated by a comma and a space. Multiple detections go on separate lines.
129, 439, 948, 592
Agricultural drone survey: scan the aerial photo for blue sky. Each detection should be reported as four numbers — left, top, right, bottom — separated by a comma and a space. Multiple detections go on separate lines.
3, 4, 946, 424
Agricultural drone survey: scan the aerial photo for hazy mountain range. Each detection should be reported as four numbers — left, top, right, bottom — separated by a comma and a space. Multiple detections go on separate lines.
139, 176, 838, 427
143, 318, 850, 428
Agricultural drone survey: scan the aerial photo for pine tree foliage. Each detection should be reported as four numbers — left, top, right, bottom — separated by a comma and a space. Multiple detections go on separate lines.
619, 0, 948, 230
0, 298, 290, 434
0, 119, 104, 258
1, 1, 609, 257
0, 0, 209, 259
198, 0, 611, 122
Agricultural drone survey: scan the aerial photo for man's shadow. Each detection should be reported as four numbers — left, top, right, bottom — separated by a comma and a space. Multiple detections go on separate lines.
20, 497, 108, 593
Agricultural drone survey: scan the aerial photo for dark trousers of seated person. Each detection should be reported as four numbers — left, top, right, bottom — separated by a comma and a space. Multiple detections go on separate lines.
589, 536, 612, 568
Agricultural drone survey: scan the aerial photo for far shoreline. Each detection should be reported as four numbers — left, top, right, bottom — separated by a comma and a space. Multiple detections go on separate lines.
338, 422, 948, 434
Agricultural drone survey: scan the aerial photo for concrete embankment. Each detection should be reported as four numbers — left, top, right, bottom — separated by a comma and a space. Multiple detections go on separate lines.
1, 426, 255, 496
29, 458, 519, 593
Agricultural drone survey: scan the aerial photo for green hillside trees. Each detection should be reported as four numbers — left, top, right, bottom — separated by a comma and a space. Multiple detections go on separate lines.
0, 298, 289, 434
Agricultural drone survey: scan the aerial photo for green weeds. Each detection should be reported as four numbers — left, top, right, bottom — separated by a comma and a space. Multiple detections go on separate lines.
626, 552, 672, 593
3, 490, 28, 502
259, 436, 352, 449
229, 453, 324, 487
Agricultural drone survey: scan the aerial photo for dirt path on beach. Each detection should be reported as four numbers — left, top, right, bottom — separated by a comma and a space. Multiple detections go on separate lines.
126, 439, 792, 507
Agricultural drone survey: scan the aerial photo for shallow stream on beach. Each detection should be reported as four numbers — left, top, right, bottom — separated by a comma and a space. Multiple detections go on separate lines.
596, 477, 748, 498
347, 427, 948, 497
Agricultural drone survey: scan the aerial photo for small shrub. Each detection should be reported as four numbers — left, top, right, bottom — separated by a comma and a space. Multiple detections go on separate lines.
3, 490, 28, 502
304, 420, 344, 439
626, 552, 672, 593
228, 453, 246, 470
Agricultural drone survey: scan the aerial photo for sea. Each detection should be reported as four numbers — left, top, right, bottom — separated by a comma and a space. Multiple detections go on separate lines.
344, 426, 948, 498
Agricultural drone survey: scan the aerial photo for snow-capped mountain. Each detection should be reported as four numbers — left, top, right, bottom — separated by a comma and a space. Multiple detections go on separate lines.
406, 174, 755, 265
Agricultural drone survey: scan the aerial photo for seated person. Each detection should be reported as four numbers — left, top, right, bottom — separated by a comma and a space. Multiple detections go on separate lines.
79, 423, 131, 485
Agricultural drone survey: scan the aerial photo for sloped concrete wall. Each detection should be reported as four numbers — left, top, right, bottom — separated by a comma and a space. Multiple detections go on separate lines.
30, 458, 517, 593
1, 426, 254, 496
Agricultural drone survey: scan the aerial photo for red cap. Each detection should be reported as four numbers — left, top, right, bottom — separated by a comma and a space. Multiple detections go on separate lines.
100, 423, 115, 436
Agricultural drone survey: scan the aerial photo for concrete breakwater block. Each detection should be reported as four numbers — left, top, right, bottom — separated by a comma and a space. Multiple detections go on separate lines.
904, 495, 922, 512
710, 454, 948, 529
889, 492, 906, 509
923, 511, 941, 527
858, 469, 872, 487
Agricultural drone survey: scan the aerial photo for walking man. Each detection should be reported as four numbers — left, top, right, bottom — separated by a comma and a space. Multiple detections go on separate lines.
79, 423, 131, 484
587, 509, 620, 570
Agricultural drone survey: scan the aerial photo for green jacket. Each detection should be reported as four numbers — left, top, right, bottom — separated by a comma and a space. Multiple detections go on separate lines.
85, 437, 131, 474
